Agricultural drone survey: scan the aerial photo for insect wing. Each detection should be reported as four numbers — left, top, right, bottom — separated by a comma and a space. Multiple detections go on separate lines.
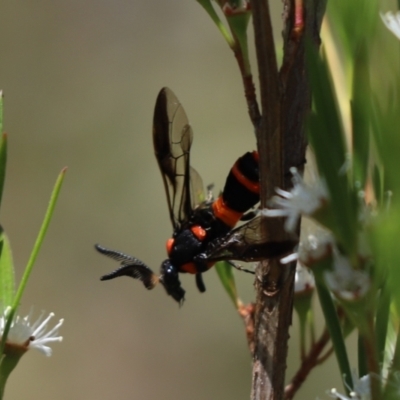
153, 87, 204, 229
189, 165, 206, 208
203, 216, 297, 263
95, 244, 159, 290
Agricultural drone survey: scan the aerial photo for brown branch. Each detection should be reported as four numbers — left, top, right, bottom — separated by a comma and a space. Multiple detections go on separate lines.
250, 1, 289, 399
284, 328, 331, 400
251, 0, 280, 200
222, 2, 261, 128
232, 47, 261, 128
316, 346, 334, 364
248, 1, 326, 399
242, 72, 261, 128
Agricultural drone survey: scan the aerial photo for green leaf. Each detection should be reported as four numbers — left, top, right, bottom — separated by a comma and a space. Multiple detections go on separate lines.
0, 229, 15, 307
372, 164, 382, 205
226, 10, 251, 75
306, 41, 357, 255
0, 133, 8, 212
0, 352, 23, 399
0, 92, 3, 136
214, 261, 239, 307
294, 292, 313, 357
305, 42, 346, 182
0, 92, 7, 213
196, 0, 234, 48
327, 0, 378, 62
351, 41, 370, 190
371, 81, 400, 196
373, 208, 400, 315
357, 333, 368, 377
370, 98, 385, 168
383, 315, 400, 400
313, 258, 353, 393
0, 167, 67, 354
375, 283, 390, 367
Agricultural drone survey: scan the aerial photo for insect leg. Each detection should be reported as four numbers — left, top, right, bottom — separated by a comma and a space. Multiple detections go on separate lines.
228, 260, 255, 275
193, 253, 210, 273
195, 273, 206, 293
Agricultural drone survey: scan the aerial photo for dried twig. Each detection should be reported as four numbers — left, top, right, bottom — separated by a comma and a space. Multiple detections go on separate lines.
248, 1, 326, 399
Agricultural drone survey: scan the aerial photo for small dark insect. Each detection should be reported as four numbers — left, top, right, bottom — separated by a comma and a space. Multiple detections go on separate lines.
95, 88, 295, 305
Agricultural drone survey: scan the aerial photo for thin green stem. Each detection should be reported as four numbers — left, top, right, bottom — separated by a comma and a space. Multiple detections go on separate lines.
363, 315, 382, 400
376, 284, 391, 366
358, 332, 367, 377
383, 323, 400, 399
0, 168, 67, 354
196, 0, 234, 48
214, 261, 238, 307
299, 312, 306, 359
0, 353, 22, 399
315, 280, 353, 393
0, 134, 8, 211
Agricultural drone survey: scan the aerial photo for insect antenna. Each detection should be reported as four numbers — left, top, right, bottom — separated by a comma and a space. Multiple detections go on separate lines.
95, 244, 159, 290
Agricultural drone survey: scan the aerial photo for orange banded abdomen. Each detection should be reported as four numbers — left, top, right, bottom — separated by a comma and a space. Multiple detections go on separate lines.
217, 151, 260, 217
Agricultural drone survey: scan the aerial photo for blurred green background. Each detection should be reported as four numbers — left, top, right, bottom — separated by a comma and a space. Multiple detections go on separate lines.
0, 1, 346, 399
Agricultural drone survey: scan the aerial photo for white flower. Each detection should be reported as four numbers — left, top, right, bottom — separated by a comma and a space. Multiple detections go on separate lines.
381, 11, 400, 40
281, 220, 334, 266
324, 252, 370, 301
298, 230, 334, 266
352, 374, 372, 399
0, 307, 63, 356
294, 263, 315, 293
263, 168, 329, 232
328, 373, 371, 400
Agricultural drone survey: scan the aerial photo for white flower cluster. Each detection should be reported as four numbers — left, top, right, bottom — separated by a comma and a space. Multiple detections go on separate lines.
263, 167, 328, 233
325, 251, 370, 301
266, 168, 371, 300
0, 307, 63, 356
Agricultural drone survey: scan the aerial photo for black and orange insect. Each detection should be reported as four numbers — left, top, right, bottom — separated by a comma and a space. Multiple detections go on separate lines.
95, 88, 295, 304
